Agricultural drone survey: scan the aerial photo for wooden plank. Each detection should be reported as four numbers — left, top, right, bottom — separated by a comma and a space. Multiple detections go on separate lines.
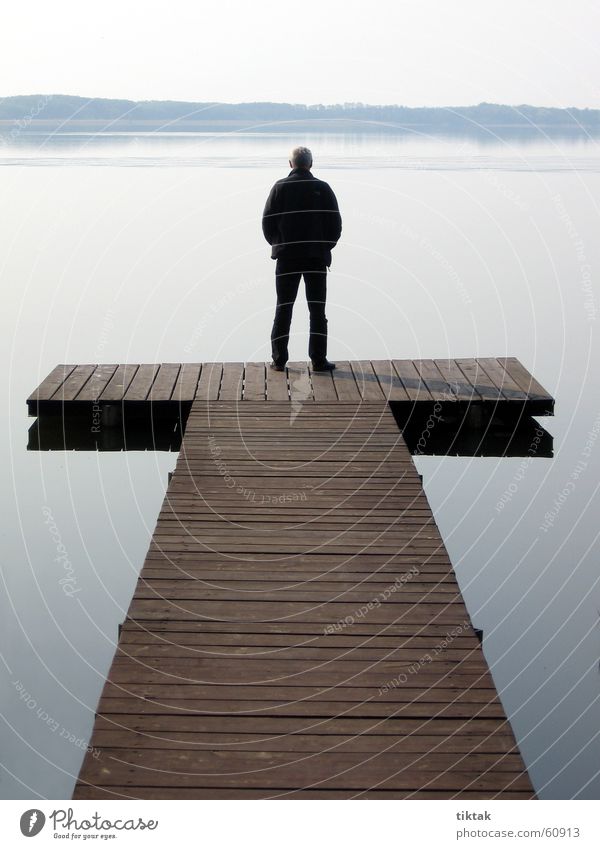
148, 363, 181, 402
413, 360, 456, 402
331, 361, 362, 401
171, 363, 202, 403
136, 568, 455, 584
123, 364, 160, 402
99, 364, 139, 402
185, 408, 391, 421
27, 364, 76, 405
128, 599, 464, 623
90, 715, 509, 734
115, 645, 472, 663
132, 586, 459, 605
370, 360, 410, 401
90, 730, 517, 755
392, 360, 432, 401
476, 358, 529, 402
104, 669, 492, 692
119, 628, 477, 647
156, 514, 435, 527
219, 362, 244, 400
243, 362, 266, 401
433, 359, 481, 402
454, 359, 499, 401
163, 491, 432, 505
51, 364, 97, 402
195, 362, 222, 401
152, 502, 434, 518
108, 651, 480, 672
309, 367, 338, 401
266, 364, 289, 401
171, 447, 411, 460
75, 364, 118, 401
137, 568, 452, 582
498, 357, 553, 404
150, 529, 440, 544
152, 517, 440, 528
95, 695, 506, 718
350, 361, 386, 401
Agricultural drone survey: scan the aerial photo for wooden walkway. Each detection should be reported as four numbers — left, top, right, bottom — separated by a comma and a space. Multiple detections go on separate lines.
27, 358, 553, 416
73, 400, 536, 799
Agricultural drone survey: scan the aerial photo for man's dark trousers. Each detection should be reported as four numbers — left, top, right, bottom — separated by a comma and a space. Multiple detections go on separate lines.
271, 256, 328, 366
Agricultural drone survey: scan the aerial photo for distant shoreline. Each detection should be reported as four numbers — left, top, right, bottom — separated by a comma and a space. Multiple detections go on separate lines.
1, 95, 599, 136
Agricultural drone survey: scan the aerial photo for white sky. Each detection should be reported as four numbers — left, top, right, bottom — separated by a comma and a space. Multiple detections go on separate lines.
1, 0, 599, 107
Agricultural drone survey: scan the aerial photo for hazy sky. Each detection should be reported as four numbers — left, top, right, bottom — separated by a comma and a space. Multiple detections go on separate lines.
2, 0, 599, 106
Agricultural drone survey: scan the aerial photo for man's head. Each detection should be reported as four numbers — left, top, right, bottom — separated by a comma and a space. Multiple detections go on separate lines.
289, 146, 313, 170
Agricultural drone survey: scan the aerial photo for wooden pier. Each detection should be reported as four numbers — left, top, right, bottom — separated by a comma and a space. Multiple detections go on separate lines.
27, 359, 551, 798
27, 358, 554, 416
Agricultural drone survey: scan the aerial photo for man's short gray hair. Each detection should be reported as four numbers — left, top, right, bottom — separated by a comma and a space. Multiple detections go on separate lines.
290, 146, 313, 168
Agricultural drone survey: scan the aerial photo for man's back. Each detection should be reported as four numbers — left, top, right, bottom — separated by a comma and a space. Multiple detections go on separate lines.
262, 167, 342, 266
265, 147, 340, 372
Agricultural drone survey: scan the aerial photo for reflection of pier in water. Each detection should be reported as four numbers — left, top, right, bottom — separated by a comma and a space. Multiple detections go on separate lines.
27, 358, 553, 799
28, 404, 552, 458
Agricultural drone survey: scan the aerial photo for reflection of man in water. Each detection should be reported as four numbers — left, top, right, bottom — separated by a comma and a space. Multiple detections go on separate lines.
262, 146, 342, 372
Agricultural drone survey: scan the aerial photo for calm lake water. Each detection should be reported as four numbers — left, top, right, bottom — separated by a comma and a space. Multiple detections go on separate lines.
1, 130, 600, 799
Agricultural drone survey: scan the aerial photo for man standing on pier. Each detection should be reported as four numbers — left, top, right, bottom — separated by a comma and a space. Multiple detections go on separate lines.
262, 147, 342, 372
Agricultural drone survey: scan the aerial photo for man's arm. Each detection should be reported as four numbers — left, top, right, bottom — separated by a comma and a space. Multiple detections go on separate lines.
262, 184, 280, 245
324, 184, 342, 247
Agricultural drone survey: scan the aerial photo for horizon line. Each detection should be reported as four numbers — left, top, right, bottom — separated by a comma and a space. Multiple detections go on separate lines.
2, 94, 599, 111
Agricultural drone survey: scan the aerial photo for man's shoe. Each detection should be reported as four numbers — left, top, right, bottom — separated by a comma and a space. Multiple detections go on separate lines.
269, 360, 286, 372
311, 360, 336, 372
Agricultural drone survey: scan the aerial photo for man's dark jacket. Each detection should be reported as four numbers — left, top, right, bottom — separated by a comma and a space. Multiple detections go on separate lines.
262, 167, 342, 266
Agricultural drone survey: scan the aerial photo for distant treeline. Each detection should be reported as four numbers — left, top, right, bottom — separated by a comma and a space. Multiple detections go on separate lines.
1, 94, 599, 131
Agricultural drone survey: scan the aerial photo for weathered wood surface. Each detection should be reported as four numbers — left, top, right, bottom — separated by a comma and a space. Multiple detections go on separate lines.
74, 401, 534, 799
28, 359, 554, 415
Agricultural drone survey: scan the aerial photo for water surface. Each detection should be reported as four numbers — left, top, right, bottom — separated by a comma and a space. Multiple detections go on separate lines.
1, 130, 599, 798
